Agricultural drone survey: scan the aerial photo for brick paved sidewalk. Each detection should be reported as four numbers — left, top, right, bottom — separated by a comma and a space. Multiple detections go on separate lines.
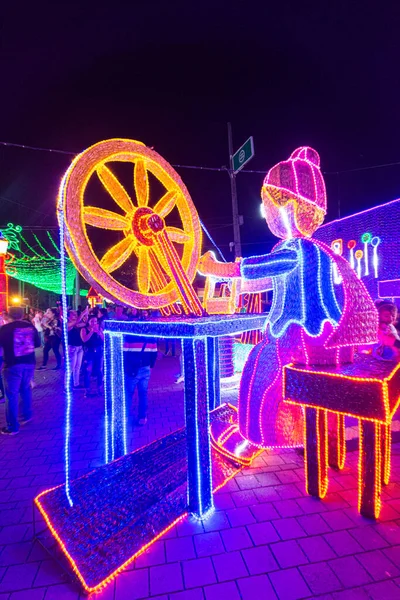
0, 352, 400, 600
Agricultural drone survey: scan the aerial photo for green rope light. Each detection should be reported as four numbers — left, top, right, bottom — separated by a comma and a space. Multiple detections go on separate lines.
6, 256, 77, 294
0, 224, 77, 295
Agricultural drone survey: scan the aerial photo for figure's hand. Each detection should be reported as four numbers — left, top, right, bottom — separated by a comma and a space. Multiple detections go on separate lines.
198, 251, 241, 278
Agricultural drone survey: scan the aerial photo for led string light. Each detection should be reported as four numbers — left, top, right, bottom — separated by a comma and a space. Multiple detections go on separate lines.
348, 240, 356, 269
371, 236, 381, 279
362, 232, 371, 276
57, 185, 74, 508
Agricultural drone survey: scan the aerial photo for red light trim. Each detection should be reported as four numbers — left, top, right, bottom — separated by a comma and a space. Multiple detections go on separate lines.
34, 487, 187, 594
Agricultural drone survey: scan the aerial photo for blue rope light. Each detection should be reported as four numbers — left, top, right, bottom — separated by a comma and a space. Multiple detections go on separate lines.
58, 191, 74, 508
200, 219, 227, 263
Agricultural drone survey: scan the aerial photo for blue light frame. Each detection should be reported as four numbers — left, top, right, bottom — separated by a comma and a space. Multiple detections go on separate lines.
103, 313, 265, 519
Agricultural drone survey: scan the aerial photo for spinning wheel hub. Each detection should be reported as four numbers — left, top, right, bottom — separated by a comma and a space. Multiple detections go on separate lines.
132, 207, 165, 246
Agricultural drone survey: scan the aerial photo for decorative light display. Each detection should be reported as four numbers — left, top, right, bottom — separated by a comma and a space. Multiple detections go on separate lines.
201, 147, 378, 468
331, 239, 343, 284
0, 224, 77, 295
348, 239, 356, 269
58, 138, 203, 314
355, 249, 363, 279
315, 197, 400, 299
284, 358, 400, 518
371, 236, 381, 279
362, 232, 371, 276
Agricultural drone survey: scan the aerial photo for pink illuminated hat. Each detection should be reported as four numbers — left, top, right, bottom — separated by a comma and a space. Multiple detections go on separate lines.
263, 146, 327, 213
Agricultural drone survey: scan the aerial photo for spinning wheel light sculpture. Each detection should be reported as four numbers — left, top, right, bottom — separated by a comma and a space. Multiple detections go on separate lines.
58, 138, 203, 315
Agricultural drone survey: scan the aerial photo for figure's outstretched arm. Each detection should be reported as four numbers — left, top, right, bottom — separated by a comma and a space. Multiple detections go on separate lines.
198, 249, 298, 294
241, 249, 297, 280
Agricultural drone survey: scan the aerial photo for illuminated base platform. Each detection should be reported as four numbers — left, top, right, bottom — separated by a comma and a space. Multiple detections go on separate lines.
34, 405, 240, 593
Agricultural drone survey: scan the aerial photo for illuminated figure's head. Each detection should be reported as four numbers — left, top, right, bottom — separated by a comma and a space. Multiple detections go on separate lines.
261, 146, 327, 239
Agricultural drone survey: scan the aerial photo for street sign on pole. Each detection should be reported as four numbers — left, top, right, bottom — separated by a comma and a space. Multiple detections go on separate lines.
232, 136, 254, 174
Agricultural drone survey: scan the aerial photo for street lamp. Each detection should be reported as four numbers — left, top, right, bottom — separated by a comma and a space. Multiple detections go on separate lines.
0, 232, 10, 312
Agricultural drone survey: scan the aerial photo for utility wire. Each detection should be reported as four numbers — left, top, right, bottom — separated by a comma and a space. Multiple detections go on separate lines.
3, 139, 400, 175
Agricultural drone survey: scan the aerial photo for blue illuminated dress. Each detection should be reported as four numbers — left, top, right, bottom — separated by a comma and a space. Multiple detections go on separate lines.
231, 237, 377, 448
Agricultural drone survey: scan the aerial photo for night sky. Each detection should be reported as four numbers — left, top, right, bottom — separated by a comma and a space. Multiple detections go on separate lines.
2, 1, 400, 258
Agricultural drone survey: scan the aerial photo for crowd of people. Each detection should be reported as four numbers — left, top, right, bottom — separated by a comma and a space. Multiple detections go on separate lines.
1, 295, 397, 437
0, 304, 169, 435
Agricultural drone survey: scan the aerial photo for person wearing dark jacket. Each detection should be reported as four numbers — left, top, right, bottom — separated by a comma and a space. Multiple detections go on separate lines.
124, 333, 157, 425
0, 306, 40, 435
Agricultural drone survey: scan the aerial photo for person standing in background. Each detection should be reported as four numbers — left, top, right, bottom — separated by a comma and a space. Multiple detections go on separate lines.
38, 308, 62, 370
81, 316, 104, 396
65, 308, 87, 389
0, 306, 40, 435
33, 310, 44, 346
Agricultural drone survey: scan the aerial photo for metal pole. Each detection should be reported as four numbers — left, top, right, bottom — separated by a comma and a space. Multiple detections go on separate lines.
227, 122, 242, 258
75, 270, 80, 310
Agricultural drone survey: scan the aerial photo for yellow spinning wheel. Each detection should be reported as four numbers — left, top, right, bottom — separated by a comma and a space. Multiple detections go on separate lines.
58, 138, 203, 314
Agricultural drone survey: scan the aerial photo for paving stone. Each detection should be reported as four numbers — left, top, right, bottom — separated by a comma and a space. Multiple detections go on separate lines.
150, 563, 184, 595
193, 532, 224, 557
249, 502, 280, 522
297, 514, 331, 535
349, 525, 388, 551
329, 556, 372, 587
270, 540, 308, 569
253, 486, 281, 503
296, 496, 327, 514
8, 589, 46, 599
169, 589, 204, 600
226, 507, 256, 527
382, 544, 400, 567
364, 580, 400, 599
272, 518, 307, 541
202, 511, 230, 532
299, 562, 342, 595
269, 567, 310, 600
231, 490, 257, 508
247, 521, 280, 545
115, 568, 149, 599
176, 517, 204, 537
236, 475, 262, 490
242, 545, 278, 575
356, 549, 399, 581
204, 581, 240, 600
331, 588, 369, 599
321, 510, 355, 531
274, 500, 303, 519
182, 557, 216, 589
324, 530, 363, 556
32, 559, 67, 587
237, 574, 277, 600
211, 550, 247, 582
298, 535, 336, 562
166, 537, 196, 562
134, 540, 165, 568
0, 563, 39, 593
43, 584, 81, 599
220, 526, 253, 551
213, 493, 235, 511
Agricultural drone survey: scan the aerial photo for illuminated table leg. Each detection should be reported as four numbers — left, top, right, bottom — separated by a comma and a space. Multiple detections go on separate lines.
206, 337, 220, 410
381, 423, 391, 486
328, 413, 346, 470
104, 333, 126, 462
183, 337, 213, 518
305, 408, 328, 498
359, 420, 381, 519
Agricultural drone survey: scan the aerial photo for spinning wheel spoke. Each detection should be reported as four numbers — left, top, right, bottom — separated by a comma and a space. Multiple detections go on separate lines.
138, 247, 151, 293
154, 190, 177, 218
166, 227, 191, 243
83, 207, 129, 230
100, 235, 137, 273
96, 165, 134, 214
134, 160, 149, 207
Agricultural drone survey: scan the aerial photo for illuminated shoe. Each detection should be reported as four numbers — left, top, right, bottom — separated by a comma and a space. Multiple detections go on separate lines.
210, 421, 260, 466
